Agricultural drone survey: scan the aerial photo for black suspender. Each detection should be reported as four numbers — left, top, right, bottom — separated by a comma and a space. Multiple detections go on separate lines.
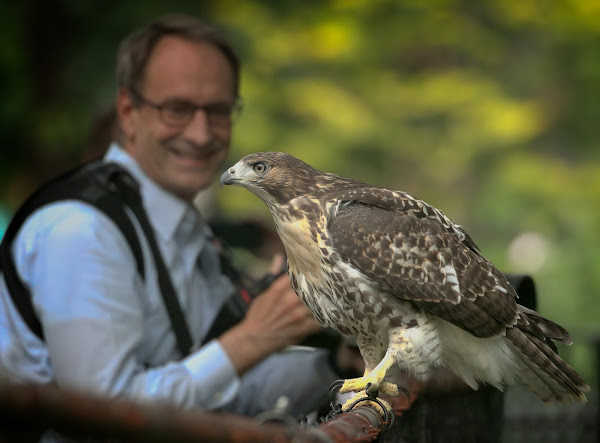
105, 169, 194, 357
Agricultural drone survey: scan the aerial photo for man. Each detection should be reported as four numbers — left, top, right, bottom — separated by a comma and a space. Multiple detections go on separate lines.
0, 14, 344, 416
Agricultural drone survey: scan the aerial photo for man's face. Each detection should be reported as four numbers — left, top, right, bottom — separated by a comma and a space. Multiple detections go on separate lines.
118, 36, 236, 201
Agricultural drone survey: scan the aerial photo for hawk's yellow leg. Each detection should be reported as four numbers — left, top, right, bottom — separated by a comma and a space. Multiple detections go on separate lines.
339, 353, 399, 397
339, 354, 397, 413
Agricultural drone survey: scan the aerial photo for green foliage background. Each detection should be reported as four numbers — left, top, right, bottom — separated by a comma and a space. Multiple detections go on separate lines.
1, 0, 598, 380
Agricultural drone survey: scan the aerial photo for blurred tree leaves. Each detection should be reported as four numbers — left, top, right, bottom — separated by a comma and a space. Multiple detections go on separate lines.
0, 1, 599, 353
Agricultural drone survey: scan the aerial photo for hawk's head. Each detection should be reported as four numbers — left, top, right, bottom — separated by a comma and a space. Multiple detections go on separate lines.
220, 152, 321, 205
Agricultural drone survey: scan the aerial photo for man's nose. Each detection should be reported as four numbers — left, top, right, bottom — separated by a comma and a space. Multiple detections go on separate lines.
182, 109, 212, 145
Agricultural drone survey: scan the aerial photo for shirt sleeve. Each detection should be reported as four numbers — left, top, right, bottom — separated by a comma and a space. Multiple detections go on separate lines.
17, 203, 240, 409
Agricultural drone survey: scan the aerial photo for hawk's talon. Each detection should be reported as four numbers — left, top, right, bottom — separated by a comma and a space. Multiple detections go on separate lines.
340, 376, 399, 397
328, 379, 345, 399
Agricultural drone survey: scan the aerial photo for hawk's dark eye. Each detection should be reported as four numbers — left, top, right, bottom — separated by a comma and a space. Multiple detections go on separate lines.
253, 162, 267, 174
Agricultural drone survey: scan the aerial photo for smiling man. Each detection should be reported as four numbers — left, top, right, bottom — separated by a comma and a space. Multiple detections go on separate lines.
118, 33, 236, 200
0, 15, 343, 419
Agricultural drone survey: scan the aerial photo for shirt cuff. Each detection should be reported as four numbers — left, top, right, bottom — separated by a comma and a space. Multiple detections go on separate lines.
182, 339, 240, 408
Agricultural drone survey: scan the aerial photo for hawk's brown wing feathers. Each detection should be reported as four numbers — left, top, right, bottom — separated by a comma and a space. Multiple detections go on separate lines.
326, 192, 518, 338
328, 185, 482, 253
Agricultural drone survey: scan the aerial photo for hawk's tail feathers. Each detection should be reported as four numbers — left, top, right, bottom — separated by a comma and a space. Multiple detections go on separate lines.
506, 326, 589, 405
516, 304, 573, 345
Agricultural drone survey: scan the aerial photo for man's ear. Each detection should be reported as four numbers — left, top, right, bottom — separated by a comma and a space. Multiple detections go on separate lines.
116, 88, 137, 143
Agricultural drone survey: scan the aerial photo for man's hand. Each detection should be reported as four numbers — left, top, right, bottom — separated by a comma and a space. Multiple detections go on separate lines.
219, 255, 323, 375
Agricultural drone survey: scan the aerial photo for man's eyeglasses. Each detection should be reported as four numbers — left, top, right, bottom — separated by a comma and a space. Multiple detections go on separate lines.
130, 89, 243, 128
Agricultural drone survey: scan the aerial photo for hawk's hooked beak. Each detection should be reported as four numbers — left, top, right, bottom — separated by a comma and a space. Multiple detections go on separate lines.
219, 168, 234, 188
220, 160, 255, 189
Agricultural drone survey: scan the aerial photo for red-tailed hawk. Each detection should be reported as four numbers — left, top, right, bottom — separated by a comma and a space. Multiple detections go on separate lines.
220, 152, 589, 410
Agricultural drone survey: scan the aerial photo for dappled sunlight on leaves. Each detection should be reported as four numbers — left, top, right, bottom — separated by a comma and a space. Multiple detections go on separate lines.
285, 78, 377, 136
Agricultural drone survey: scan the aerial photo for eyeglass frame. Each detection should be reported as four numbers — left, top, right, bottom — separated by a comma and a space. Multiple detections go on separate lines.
128, 88, 243, 128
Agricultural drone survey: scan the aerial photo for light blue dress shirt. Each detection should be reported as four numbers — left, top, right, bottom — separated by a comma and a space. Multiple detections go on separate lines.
0, 144, 242, 409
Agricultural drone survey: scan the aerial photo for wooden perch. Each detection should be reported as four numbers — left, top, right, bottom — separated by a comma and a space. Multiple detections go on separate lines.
0, 381, 418, 442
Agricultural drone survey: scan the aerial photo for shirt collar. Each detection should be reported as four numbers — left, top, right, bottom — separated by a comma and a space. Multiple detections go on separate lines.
103, 143, 203, 243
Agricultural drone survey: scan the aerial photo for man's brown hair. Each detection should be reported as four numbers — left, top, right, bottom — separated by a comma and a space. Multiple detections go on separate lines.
116, 14, 240, 99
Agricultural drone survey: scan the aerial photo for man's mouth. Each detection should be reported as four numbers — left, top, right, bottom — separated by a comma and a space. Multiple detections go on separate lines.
166, 142, 222, 165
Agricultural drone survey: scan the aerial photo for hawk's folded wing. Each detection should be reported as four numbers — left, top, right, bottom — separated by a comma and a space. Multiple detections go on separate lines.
326, 188, 519, 338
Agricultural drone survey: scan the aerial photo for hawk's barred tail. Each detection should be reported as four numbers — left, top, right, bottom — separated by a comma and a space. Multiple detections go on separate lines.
506, 320, 589, 404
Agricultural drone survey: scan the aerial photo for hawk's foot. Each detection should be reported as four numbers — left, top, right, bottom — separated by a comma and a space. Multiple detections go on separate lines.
339, 353, 397, 396
340, 377, 399, 396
